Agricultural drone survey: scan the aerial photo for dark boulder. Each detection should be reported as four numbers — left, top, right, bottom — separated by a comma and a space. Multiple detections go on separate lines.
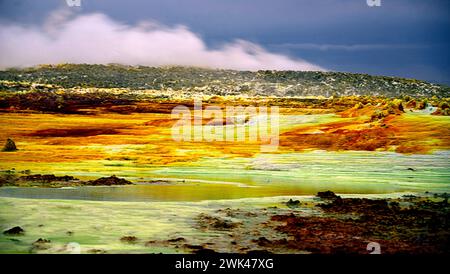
197, 214, 239, 230
3, 226, 24, 235
317, 191, 339, 200
193, 248, 217, 255
32, 238, 51, 250
87, 175, 132, 186
87, 249, 106, 254
0, 177, 8, 186
21, 174, 76, 183
286, 199, 301, 208
2, 138, 17, 152
120, 236, 138, 243
254, 236, 272, 246
167, 237, 186, 243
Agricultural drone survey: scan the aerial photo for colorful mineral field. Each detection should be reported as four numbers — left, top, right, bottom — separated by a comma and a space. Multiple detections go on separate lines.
1, 1, 449, 257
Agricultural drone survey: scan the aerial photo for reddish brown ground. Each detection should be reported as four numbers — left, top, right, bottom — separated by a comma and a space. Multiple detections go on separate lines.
266, 194, 450, 254
187, 192, 450, 254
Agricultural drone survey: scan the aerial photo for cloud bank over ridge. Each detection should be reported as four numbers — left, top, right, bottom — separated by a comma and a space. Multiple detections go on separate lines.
0, 10, 324, 71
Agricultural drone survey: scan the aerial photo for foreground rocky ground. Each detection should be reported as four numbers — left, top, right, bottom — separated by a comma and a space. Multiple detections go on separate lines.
2, 191, 449, 254
173, 192, 450, 254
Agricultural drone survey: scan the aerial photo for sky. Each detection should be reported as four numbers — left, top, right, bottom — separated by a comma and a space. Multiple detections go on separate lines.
0, 0, 449, 84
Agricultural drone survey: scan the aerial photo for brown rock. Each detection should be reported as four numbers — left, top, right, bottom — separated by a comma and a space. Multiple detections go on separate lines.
3, 226, 25, 235
120, 236, 138, 243
87, 175, 132, 186
2, 138, 17, 152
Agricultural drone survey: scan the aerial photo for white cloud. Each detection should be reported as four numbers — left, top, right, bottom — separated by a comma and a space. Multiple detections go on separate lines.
0, 10, 324, 71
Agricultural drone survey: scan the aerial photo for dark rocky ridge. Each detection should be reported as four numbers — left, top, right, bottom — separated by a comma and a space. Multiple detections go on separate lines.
0, 64, 448, 98
0, 173, 133, 187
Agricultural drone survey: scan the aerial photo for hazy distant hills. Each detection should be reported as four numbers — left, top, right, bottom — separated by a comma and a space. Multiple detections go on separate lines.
0, 64, 448, 98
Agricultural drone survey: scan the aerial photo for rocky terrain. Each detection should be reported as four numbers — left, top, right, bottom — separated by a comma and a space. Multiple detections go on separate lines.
181, 192, 450, 254
0, 64, 449, 255
0, 173, 132, 188
4, 191, 447, 254
0, 64, 448, 98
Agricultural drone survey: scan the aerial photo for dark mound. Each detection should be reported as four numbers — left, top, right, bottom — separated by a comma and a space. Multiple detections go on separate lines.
3, 226, 25, 235
86, 175, 132, 186
20, 174, 76, 182
2, 138, 17, 152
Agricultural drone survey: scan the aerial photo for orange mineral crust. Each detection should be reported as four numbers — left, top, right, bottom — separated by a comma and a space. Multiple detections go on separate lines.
0, 98, 449, 166
281, 109, 449, 153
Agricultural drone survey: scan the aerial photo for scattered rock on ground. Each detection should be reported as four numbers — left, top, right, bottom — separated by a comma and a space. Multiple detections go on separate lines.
120, 236, 138, 243
167, 237, 186, 243
87, 249, 107, 254
317, 190, 339, 200
20, 174, 76, 183
286, 199, 300, 208
2, 138, 17, 152
87, 175, 133, 186
183, 244, 217, 254
3, 226, 25, 235
253, 236, 272, 246
197, 214, 240, 231
32, 238, 51, 250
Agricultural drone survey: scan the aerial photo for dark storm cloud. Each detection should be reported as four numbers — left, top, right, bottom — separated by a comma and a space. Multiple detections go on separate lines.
0, 0, 449, 83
